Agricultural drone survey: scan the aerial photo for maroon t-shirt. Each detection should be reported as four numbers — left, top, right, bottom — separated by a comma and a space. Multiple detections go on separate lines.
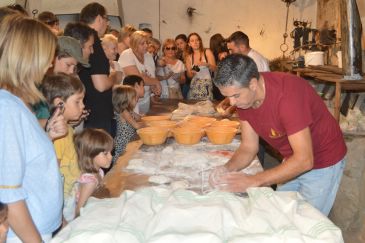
237, 72, 346, 169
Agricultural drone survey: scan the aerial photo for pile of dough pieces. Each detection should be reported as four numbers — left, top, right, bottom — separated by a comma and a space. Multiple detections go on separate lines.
171, 100, 217, 120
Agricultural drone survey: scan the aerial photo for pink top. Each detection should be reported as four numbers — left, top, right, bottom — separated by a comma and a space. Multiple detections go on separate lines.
76, 169, 104, 201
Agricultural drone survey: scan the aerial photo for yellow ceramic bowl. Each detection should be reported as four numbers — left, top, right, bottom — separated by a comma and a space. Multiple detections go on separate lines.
185, 116, 217, 128
172, 126, 203, 145
210, 120, 240, 129
141, 115, 171, 122
137, 127, 169, 145
205, 126, 237, 145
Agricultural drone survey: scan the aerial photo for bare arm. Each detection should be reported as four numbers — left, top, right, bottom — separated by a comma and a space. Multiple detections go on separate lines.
202, 48, 217, 72
225, 120, 259, 172
179, 72, 186, 84
121, 110, 144, 129
123, 65, 160, 87
91, 74, 115, 92
220, 127, 314, 192
185, 55, 196, 79
75, 182, 97, 217
8, 200, 42, 243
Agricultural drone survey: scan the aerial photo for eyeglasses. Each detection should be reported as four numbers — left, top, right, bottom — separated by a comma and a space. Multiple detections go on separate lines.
102, 15, 110, 22
165, 46, 177, 51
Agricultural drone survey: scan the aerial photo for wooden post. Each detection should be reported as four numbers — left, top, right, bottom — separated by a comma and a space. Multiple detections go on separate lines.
340, 0, 363, 78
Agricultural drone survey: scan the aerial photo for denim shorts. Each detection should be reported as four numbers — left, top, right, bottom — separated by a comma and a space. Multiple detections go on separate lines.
277, 158, 346, 216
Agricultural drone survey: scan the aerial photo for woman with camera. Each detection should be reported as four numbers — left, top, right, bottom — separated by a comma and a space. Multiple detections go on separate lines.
185, 32, 216, 100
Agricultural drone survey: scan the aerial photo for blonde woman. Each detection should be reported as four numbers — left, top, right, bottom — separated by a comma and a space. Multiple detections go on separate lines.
0, 15, 64, 242
157, 39, 185, 99
118, 30, 161, 114
117, 24, 136, 55
185, 32, 216, 100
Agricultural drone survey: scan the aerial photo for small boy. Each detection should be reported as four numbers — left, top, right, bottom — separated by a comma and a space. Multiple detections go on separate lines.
42, 73, 85, 223
123, 75, 145, 117
0, 202, 8, 243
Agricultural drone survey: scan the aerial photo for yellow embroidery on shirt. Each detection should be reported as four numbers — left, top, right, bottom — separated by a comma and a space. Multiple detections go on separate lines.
269, 128, 283, 138
0, 185, 21, 189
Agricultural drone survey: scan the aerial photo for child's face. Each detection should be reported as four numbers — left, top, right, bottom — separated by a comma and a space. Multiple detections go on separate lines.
93, 151, 112, 169
60, 91, 85, 123
135, 82, 145, 98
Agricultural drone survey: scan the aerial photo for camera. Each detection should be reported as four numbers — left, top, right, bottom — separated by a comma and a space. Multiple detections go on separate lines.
192, 65, 200, 72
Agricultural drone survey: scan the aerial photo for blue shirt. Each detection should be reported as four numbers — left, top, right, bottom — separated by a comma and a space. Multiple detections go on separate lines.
0, 90, 63, 237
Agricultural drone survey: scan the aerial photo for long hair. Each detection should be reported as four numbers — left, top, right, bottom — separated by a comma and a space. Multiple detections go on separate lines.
187, 32, 204, 55
0, 15, 57, 104
74, 128, 114, 174
112, 85, 137, 113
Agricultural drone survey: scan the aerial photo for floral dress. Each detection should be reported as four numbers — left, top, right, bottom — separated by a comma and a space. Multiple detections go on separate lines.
113, 112, 138, 164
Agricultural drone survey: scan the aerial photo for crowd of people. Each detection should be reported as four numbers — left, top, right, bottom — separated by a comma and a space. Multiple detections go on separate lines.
0, 2, 346, 243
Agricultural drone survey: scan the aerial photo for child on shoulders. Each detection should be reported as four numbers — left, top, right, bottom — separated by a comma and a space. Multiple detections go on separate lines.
73, 128, 114, 217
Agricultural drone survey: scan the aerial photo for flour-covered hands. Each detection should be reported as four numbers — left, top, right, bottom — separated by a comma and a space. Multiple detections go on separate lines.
217, 172, 260, 193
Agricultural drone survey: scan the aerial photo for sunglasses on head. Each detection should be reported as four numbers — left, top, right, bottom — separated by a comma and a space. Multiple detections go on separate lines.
165, 46, 177, 51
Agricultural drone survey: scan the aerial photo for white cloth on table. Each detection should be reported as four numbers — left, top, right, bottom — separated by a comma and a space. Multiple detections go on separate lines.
51, 187, 343, 243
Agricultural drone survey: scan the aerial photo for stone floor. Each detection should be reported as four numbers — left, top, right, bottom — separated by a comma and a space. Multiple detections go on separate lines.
262, 136, 365, 243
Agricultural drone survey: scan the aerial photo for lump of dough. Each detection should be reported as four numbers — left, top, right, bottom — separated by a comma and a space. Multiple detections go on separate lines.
149, 175, 172, 184
171, 180, 190, 190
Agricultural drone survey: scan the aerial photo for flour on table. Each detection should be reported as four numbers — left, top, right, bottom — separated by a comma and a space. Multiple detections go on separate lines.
124, 140, 263, 193
149, 175, 172, 184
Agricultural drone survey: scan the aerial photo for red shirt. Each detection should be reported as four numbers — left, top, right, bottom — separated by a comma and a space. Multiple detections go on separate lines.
237, 72, 346, 169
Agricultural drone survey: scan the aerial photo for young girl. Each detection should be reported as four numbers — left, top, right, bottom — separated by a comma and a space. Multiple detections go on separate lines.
73, 128, 114, 217
112, 85, 144, 164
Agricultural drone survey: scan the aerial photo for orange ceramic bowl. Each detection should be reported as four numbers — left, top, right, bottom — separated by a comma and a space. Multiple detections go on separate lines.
172, 126, 203, 145
185, 116, 216, 128
210, 120, 240, 129
141, 115, 171, 122
205, 126, 237, 145
146, 120, 177, 129
146, 120, 177, 137
137, 127, 169, 145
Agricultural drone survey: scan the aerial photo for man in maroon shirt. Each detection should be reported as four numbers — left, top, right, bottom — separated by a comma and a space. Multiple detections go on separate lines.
210, 54, 346, 215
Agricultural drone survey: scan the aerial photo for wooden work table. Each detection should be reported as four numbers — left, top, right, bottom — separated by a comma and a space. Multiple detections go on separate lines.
294, 66, 365, 122
95, 99, 220, 198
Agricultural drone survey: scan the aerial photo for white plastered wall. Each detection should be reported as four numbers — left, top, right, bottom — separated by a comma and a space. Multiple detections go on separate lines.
1, 0, 318, 59
121, 0, 317, 59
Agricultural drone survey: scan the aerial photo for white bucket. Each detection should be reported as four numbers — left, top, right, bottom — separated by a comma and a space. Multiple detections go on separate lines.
304, 51, 324, 66
336, 51, 342, 68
